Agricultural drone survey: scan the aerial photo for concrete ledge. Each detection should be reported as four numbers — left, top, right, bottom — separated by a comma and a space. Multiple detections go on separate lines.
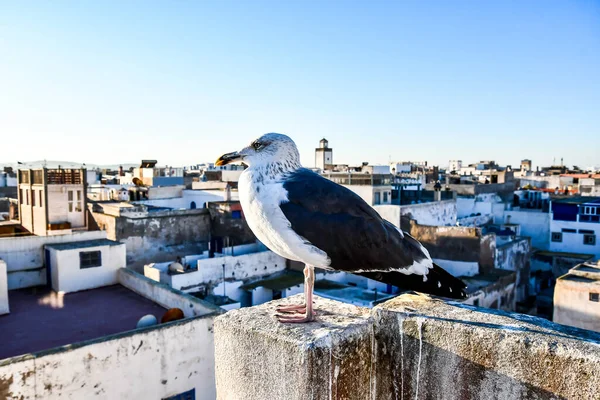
215, 293, 600, 400
373, 294, 600, 399
117, 268, 223, 317
214, 296, 371, 400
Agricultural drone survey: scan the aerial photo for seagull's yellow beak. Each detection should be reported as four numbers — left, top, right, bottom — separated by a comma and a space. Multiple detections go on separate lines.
215, 151, 241, 166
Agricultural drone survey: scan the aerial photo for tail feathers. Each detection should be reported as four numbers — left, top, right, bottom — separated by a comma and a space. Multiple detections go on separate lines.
356, 263, 467, 299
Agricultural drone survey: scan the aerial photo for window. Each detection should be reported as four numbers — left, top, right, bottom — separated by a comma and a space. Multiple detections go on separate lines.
473, 299, 480, 307
76, 190, 82, 212
383, 191, 389, 203
32, 190, 36, 207
80, 251, 102, 269
20, 189, 24, 204
551, 232, 562, 242
582, 206, 599, 215
68, 190, 74, 212
374, 192, 381, 205
68, 190, 82, 212
590, 293, 599, 302
162, 389, 195, 400
25, 190, 29, 205
39, 190, 43, 207
561, 228, 576, 233
583, 234, 596, 246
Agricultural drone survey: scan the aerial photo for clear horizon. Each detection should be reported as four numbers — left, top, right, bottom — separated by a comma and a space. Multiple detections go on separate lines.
1, 1, 599, 170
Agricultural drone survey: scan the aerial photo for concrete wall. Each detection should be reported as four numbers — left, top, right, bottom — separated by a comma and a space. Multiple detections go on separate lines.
118, 268, 221, 318
215, 294, 600, 400
463, 272, 518, 311
503, 210, 550, 250
48, 243, 126, 293
90, 208, 211, 270
0, 259, 8, 315
146, 185, 184, 199
404, 221, 496, 275
0, 315, 217, 400
0, 231, 107, 289
401, 199, 457, 226
375, 199, 457, 228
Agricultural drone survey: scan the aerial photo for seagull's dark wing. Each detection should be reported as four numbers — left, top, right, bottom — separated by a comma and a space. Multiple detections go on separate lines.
279, 168, 467, 299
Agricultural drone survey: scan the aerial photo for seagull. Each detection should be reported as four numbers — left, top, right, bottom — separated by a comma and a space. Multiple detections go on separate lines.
216, 133, 467, 323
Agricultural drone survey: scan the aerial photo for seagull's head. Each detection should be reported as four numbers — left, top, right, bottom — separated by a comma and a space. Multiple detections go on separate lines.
216, 133, 301, 170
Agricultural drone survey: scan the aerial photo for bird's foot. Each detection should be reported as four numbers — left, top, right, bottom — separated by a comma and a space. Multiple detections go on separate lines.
276, 311, 315, 323
276, 303, 307, 313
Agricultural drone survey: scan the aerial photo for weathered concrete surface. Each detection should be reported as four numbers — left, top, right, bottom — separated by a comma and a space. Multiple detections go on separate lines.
0, 315, 217, 400
214, 295, 372, 400
374, 294, 600, 400
215, 294, 600, 400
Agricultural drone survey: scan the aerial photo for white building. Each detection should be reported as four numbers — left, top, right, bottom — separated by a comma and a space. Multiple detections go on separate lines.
322, 172, 393, 206
17, 168, 88, 236
554, 262, 600, 332
315, 138, 333, 170
45, 239, 126, 293
549, 197, 600, 258
449, 160, 463, 173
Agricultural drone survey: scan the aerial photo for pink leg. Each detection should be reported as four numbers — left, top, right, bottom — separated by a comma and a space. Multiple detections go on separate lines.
277, 265, 315, 323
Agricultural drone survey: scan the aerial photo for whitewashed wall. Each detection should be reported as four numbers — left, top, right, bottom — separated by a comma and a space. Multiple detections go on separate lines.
0, 259, 8, 315
433, 258, 479, 277
46, 184, 86, 228
251, 287, 273, 306
49, 243, 126, 293
0, 231, 107, 289
0, 315, 217, 400
549, 220, 600, 258
456, 193, 505, 220
169, 251, 286, 293
119, 268, 220, 317
341, 185, 374, 206
376, 200, 457, 227
135, 189, 238, 210
503, 210, 550, 250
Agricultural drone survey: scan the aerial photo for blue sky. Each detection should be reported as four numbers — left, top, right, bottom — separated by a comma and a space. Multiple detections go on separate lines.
1, 1, 599, 169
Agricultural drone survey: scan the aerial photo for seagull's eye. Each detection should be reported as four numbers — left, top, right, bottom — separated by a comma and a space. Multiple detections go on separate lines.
252, 141, 263, 150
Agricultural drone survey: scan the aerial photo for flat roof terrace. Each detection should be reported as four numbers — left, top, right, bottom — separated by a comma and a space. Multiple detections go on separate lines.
0, 284, 167, 360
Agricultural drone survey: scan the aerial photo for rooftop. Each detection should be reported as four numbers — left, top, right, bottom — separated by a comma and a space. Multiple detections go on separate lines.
239, 270, 304, 291
558, 262, 600, 284
551, 196, 600, 205
44, 238, 122, 251
314, 279, 397, 306
533, 249, 595, 259
461, 269, 516, 295
0, 284, 167, 360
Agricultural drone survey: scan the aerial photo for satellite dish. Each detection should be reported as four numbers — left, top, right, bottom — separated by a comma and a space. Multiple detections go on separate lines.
136, 314, 158, 328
